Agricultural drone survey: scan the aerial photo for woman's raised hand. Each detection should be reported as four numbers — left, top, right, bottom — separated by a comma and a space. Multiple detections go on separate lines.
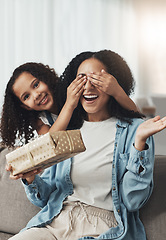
135, 115, 166, 151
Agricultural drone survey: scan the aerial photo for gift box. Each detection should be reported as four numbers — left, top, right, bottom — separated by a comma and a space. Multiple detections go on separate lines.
6, 130, 86, 176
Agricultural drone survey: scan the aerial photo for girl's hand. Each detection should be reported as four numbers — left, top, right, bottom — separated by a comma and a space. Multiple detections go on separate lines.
6, 164, 42, 184
87, 69, 138, 112
66, 74, 87, 110
135, 116, 166, 151
87, 69, 120, 97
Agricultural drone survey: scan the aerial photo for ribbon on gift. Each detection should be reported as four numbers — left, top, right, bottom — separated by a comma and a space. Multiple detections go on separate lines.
65, 131, 75, 153
25, 144, 35, 167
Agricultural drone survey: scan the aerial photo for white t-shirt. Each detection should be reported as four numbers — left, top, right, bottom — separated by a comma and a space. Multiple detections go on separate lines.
68, 118, 117, 211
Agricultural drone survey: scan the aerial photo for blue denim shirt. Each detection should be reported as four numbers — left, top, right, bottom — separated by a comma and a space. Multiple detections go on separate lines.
22, 118, 154, 239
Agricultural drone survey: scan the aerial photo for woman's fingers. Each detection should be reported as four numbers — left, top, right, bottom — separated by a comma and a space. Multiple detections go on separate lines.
8, 167, 42, 180
157, 116, 166, 131
10, 173, 23, 180
152, 115, 161, 122
20, 169, 39, 179
5, 164, 12, 171
137, 115, 166, 142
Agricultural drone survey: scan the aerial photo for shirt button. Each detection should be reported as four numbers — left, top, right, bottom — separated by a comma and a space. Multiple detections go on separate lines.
140, 156, 143, 160
113, 187, 116, 190
117, 209, 120, 213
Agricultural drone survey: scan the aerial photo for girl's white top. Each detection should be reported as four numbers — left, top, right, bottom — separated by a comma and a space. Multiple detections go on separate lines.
39, 112, 57, 126
68, 118, 117, 211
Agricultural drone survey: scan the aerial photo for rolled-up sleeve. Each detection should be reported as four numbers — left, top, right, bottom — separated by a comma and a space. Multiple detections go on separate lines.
120, 136, 155, 212
22, 167, 57, 208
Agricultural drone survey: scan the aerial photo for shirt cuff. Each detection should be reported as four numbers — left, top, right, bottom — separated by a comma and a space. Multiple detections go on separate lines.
21, 175, 42, 194
126, 142, 150, 174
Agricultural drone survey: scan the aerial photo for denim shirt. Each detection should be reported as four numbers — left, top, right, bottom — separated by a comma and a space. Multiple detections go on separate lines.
22, 118, 154, 240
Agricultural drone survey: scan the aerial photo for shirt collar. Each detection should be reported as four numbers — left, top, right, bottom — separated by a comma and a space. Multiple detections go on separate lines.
116, 119, 129, 128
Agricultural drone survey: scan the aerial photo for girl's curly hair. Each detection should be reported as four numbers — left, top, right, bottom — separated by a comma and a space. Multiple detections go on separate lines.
0, 62, 60, 147
60, 50, 144, 129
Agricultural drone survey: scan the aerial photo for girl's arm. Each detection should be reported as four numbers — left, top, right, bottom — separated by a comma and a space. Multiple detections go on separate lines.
49, 75, 86, 133
87, 69, 138, 112
36, 75, 86, 135
36, 75, 86, 136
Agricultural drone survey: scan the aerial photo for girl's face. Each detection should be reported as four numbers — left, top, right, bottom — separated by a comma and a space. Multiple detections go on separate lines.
77, 58, 110, 122
13, 72, 56, 113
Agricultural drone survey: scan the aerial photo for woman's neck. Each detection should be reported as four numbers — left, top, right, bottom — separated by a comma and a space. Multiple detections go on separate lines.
86, 112, 111, 122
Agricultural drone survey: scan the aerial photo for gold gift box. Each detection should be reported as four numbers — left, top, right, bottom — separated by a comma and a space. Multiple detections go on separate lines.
6, 130, 86, 176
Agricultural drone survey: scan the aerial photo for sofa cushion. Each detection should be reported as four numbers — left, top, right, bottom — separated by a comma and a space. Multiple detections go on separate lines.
140, 155, 166, 240
0, 145, 40, 235
0, 231, 14, 240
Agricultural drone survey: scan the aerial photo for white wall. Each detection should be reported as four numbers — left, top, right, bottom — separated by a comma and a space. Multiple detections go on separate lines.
0, 0, 166, 111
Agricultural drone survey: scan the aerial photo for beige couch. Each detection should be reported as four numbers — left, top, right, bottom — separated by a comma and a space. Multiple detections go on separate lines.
0, 145, 166, 240
0, 145, 39, 240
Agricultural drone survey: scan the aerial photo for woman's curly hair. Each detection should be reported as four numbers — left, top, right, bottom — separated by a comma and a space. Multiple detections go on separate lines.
60, 50, 144, 129
0, 62, 60, 147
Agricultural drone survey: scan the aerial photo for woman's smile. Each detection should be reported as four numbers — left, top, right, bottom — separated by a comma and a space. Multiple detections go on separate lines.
83, 94, 98, 102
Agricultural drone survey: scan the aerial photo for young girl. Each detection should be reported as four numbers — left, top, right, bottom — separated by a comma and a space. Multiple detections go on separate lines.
5, 51, 166, 240
0, 62, 86, 148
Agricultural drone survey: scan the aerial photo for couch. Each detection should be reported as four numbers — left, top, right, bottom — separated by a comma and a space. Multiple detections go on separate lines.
0, 145, 40, 240
0, 144, 166, 240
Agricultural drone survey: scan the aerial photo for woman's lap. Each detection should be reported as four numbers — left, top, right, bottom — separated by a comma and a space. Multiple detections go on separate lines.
9, 201, 117, 240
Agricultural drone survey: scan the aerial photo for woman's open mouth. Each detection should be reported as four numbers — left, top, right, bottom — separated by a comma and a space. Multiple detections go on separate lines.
83, 94, 98, 102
